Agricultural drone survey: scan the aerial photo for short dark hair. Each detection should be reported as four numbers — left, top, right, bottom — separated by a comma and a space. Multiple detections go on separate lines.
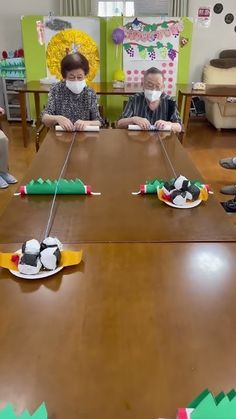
61, 52, 89, 78
144, 67, 163, 79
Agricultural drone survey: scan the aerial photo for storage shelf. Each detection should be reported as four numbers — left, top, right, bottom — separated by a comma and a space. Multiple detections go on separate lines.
2, 77, 31, 122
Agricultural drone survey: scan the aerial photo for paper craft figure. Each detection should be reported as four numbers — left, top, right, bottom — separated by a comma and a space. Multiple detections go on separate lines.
177, 388, 236, 419
0, 402, 47, 418
157, 175, 211, 206
18, 178, 100, 195
0, 236, 82, 276
132, 175, 212, 207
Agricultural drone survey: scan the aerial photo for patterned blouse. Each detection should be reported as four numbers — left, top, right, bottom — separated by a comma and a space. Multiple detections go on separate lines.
120, 92, 182, 125
41, 81, 104, 125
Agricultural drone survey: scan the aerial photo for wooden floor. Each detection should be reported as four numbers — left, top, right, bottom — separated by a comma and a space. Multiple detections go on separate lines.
1, 117, 236, 222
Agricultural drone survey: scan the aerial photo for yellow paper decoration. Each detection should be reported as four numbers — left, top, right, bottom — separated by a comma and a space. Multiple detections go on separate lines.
46, 29, 99, 81
0, 250, 83, 272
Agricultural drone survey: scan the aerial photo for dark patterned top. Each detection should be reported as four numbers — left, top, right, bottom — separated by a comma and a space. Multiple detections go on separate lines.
41, 81, 104, 125
120, 92, 182, 125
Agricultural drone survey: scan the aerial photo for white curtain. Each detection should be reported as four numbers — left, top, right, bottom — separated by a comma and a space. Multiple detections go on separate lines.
168, 0, 189, 16
59, 0, 91, 16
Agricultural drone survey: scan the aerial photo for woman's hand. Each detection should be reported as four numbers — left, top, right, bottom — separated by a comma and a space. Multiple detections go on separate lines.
132, 117, 150, 129
0, 107, 5, 115
56, 116, 74, 131
74, 120, 91, 131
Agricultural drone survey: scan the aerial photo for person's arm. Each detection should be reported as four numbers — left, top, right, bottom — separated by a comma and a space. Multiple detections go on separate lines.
117, 96, 150, 129
168, 99, 182, 132
74, 90, 103, 130
41, 85, 74, 130
154, 98, 182, 133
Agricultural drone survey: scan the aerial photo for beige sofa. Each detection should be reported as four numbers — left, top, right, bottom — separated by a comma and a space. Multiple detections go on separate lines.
203, 64, 236, 129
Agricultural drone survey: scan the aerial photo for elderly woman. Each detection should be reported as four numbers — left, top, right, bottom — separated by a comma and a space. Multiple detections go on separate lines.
0, 107, 17, 189
41, 52, 104, 130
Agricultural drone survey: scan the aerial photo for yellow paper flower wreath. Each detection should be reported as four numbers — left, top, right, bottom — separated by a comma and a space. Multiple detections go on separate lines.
46, 29, 100, 81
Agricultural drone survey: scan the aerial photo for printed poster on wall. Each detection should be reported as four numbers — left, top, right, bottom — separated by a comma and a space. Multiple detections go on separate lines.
197, 6, 212, 27
42, 16, 100, 82
122, 17, 184, 97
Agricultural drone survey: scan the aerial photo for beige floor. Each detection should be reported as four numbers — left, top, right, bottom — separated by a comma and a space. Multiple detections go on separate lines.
0, 117, 236, 220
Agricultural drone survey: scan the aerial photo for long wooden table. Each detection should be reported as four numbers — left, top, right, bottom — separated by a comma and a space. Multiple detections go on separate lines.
13, 81, 143, 146
0, 130, 234, 243
177, 83, 236, 133
0, 129, 236, 418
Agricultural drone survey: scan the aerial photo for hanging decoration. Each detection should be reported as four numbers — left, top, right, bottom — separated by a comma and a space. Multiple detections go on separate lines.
122, 17, 183, 96
123, 41, 178, 61
36, 20, 45, 45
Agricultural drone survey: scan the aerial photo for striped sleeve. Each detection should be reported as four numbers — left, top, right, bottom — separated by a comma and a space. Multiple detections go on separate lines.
120, 96, 135, 119
167, 99, 182, 124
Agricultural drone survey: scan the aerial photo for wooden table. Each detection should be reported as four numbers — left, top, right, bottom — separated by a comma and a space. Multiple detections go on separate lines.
0, 130, 234, 243
1, 241, 236, 418
0, 129, 236, 418
13, 81, 143, 146
177, 83, 236, 133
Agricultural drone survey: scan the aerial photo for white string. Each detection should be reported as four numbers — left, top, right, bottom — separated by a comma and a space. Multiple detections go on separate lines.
44, 132, 77, 239
157, 133, 177, 178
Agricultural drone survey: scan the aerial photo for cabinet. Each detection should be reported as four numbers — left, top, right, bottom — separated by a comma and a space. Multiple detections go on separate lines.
2, 77, 31, 121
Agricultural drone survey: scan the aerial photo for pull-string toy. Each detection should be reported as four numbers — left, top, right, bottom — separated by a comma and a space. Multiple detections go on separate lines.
157, 132, 177, 178
44, 131, 77, 239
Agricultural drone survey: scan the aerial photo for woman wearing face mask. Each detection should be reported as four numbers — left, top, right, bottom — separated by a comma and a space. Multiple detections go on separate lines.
117, 67, 182, 133
41, 52, 104, 130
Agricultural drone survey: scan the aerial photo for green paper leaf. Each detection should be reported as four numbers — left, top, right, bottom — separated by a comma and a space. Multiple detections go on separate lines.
161, 21, 168, 28
31, 403, 47, 419
188, 389, 210, 408
138, 45, 145, 52
166, 42, 173, 50
150, 24, 157, 30
123, 43, 131, 50
143, 24, 150, 32
0, 404, 15, 419
156, 42, 163, 49
147, 46, 154, 53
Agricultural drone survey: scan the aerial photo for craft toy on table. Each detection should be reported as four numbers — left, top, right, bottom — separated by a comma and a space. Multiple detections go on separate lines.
18, 178, 100, 195
0, 402, 47, 418
55, 125, 100, 132
133, 175, 212, 208
0, 237, 83, 279
177, 388, 236, 418
128, 124, 172, 131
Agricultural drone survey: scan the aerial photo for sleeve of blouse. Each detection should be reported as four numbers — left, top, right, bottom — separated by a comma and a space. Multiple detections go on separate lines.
40, 86, 57, 118
89, 90, 105, 125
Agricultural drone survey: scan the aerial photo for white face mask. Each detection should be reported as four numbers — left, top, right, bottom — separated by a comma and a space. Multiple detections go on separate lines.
66, 80, 86, 94
144, 89, 162, 102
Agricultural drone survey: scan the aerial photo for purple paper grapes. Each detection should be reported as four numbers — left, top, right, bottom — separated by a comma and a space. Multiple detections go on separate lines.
168, 49, 176, 61
126, 46, 134, 57
148, 50, 156, 60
